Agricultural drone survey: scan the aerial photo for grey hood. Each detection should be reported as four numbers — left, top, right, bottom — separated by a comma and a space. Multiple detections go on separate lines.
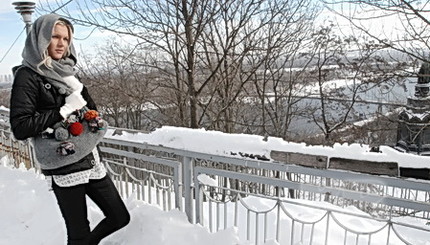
21, 14, 77, 95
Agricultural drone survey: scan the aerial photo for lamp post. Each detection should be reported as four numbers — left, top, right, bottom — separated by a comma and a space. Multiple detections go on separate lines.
12, 1, 36, 35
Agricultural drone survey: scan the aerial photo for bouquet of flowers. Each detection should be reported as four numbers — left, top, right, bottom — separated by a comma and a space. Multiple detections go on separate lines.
32, 107, 108, 170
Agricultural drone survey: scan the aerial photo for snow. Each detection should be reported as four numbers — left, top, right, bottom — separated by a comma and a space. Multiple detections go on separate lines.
300, 79, 360, 96
1, 126, 430, 244
403, 108, 430, 120
197, 174, 218, 187
1, 157, 430, 245
0, 106, 9, 112
0, 158, 240, 245
106, 126, 430, 169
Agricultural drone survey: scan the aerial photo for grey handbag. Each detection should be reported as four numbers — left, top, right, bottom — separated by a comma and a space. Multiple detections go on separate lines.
31, 118, 108, 171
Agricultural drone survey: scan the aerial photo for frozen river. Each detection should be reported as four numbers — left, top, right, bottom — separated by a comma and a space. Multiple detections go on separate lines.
288, 77, 417, 135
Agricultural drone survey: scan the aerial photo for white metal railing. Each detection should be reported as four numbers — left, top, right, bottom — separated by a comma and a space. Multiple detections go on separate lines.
194, 167, 430, 244
0, 129, 34, 169
97, 136, 430, 244
1, 128, 430, 244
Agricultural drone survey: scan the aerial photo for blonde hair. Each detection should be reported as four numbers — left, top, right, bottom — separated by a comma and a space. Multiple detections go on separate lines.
37, 20, 73, 70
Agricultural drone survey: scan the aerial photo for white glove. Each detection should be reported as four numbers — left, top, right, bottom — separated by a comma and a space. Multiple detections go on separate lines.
63, 76, 84, 92
59, 91, 87, 119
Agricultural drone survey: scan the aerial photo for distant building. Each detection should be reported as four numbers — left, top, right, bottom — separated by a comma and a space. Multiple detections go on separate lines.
0, 74, 13, 89
0, 74, 13, 83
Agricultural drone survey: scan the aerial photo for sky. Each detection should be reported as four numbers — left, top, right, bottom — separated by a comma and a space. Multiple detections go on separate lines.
1, 125, 430, 244
0, 0, 28, 75
0, 0, 106, 76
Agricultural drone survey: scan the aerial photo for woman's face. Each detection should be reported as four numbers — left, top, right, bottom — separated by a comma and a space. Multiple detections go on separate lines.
47, 24, 70, 60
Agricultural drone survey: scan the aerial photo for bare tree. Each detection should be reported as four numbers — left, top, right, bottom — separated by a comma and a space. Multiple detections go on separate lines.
323, 0, 430, 65
78, 39, 157, 130
196, 0, 320, 134
39, 0, 321, 131
248, 10, 318, 139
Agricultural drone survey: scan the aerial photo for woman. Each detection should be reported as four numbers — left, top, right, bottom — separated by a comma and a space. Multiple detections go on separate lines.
9, 14, 130, 245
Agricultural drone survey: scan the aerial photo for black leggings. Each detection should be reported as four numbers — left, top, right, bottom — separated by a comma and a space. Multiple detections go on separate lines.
52, 175, 130, 245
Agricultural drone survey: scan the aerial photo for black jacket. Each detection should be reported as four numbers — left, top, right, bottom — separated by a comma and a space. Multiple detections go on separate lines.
10, 66, 98, 175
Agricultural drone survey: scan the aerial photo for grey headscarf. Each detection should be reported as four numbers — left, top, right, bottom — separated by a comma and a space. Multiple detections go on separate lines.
22, 14, 77, 95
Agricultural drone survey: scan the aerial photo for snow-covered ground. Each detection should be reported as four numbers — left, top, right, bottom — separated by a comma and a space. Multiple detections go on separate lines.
0, 157, 240, 245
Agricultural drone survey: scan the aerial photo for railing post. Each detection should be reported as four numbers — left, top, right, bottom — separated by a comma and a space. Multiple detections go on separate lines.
183, 156, 194, 223
27, 140, 36, 170
0, 130, 5, 159
194, 168, 202, 225
9, 133, 15, 167
174, 163, 183, 211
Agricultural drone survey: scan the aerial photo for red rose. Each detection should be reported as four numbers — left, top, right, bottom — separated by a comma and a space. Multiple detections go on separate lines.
69, 122, 84, 136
